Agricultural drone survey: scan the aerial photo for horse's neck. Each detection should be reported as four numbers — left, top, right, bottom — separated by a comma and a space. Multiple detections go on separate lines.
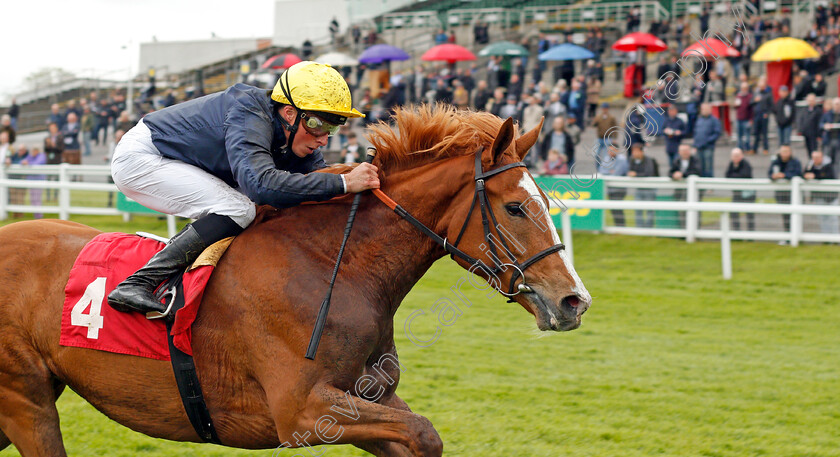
348, 159, 470, 317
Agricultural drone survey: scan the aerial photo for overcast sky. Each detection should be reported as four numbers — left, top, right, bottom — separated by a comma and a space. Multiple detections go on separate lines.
0, 0, 276, 103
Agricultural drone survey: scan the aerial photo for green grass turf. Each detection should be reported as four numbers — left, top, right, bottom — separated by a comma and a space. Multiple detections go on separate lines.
1, 221, 838, 456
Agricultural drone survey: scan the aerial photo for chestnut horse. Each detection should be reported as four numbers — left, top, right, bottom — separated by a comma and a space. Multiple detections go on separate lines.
0, 106, 591, 456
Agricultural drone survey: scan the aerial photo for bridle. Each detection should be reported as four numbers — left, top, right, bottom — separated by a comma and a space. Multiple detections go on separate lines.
306, 146, 567, 359
371, 147, 565, 299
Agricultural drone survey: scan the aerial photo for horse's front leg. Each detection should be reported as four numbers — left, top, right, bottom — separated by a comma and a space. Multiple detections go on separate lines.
353, 392, 417, 457
273, 384, 442, 457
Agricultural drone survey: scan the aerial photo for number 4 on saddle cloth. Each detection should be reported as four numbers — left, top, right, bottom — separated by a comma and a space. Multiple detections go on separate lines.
60, 232, 234, 359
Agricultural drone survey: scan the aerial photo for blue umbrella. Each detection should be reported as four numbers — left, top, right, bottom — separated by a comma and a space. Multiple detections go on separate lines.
538, 43, 595, 61
358, 44, 411, 64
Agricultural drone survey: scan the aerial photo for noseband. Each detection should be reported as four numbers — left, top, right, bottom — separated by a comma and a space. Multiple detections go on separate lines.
371, 148, 565, 299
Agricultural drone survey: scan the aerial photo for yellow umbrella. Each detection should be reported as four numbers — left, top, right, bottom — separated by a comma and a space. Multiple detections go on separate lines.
751, 37, 820, 61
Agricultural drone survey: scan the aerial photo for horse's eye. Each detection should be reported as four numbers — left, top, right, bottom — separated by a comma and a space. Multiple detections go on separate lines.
505, 202, 525, 218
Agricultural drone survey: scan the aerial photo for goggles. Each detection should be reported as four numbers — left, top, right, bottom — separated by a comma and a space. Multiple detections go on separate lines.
300, 112, 341, 137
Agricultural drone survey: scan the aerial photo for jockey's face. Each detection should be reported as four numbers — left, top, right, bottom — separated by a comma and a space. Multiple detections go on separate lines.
291, 116, 330, 158
280, 106, 330, 158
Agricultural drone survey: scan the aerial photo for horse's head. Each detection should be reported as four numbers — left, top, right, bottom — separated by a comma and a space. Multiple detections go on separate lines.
444, 116, 591, 331
368, 106, 590, 331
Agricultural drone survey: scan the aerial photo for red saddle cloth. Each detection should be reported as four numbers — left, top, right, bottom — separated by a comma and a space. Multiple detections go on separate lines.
60, 233, 215, 360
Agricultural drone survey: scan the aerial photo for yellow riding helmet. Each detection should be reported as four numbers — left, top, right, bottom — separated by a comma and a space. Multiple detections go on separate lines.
271, 61, 364, 121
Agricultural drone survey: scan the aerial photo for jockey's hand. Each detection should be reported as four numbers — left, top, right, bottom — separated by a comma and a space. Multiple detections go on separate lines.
344, 163, 380, 193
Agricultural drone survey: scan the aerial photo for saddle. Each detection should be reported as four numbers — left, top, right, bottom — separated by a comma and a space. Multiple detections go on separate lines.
61, 232, 234, 444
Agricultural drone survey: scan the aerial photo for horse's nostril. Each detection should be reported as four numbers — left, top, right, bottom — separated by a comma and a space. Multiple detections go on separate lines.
564, 295, 580, 308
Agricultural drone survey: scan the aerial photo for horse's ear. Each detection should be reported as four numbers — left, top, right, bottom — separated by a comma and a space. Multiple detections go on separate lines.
487, 117, 515, 166
515, 116, 544, 161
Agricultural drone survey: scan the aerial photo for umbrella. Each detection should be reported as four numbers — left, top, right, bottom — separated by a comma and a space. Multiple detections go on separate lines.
314, 52, 359, 67
538, 43, 596, 61
612, 32, 668, 53
681, 38, 740, 58
751, 37, 820, 61
478, 41, 529, 57
261, 53, 302, 70
421, 44, 477, 63
358, 44, 410, 64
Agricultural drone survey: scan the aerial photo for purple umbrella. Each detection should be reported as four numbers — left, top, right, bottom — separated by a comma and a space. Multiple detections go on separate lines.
358, 44, 410, 64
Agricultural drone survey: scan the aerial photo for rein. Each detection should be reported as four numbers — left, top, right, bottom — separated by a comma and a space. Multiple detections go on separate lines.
371, 148, 565, 299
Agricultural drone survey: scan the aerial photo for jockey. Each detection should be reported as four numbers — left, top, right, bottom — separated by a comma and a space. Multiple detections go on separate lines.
107, 61, 380, 314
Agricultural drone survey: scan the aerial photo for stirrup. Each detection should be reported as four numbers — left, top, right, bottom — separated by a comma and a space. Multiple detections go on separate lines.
146, 284, 178, 320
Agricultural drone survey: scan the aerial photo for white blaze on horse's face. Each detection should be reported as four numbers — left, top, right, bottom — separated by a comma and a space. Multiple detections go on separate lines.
517, 172, 592, 304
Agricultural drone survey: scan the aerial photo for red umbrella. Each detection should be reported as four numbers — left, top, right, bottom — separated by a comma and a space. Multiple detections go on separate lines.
261, 53, 303, 70
421, 44, 476, 63
612, 32, 668, 53
681, 38, 740, 58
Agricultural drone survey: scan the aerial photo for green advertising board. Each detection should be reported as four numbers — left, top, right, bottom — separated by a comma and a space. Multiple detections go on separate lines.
533, 176, 603, 231
116, 192, 163, 215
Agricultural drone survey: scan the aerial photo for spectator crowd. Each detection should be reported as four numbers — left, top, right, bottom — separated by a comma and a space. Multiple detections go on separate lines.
5, 1, 840, 235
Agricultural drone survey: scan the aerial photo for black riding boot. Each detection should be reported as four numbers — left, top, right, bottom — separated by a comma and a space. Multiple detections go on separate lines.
108, 213, 246, 314
107, 225, 207, 314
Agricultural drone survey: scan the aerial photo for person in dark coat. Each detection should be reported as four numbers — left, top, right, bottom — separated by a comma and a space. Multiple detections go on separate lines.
800, 94, 825, 158
624, 106, 646, 150
751, 79, 774, 155
662, 105, 686, 164
540, 116, 576, 166
381, 79, 406, 117
656, 56, 673, 81
725, 148, 755, 231
774, 85, 796, 146
810, 73, 827, 97
628, 144, 658, 228
670, 144, 701, 227
803, 149, 839, 234
693, 103, 721, 177
472, 80, 491, 111
47, 104, 65, 130
768, 145, 803, 237
734, 82, 753, 153
820, 97, 840, 165
669, 144, 702, 180
566, 79, 586, 128
432, 79, 453, 105
488, 87, 506, 116
6, 98, 19, 130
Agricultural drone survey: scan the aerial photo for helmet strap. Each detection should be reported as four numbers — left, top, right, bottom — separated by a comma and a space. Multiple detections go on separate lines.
277, 70, 303, 153
279, 109, 303, 154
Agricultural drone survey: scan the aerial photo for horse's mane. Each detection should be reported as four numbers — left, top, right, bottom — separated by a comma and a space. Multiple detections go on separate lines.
254, 105, 517, 225
367, 104, 514, 172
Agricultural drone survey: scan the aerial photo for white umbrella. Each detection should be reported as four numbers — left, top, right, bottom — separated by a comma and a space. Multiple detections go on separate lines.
314, 52, 359, 67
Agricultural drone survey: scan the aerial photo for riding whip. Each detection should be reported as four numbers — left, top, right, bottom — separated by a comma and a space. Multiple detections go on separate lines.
305, 148, 376, 360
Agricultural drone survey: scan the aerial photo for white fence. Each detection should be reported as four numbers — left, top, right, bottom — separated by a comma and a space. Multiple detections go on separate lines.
521, 1, 669, 29
0, 164, 177, 237
2, 166, 839, 278
552, 175, 840, 279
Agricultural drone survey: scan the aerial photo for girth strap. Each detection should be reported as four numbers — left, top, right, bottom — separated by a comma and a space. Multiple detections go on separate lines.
157, 276, 222, 445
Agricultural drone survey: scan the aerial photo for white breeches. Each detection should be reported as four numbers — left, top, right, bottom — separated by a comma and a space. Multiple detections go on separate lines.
110, 119, 256, 228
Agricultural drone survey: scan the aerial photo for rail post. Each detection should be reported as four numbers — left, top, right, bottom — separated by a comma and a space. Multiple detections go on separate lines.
562, 211, 574, 264
58, 163, 70, 220
791, 176, 802, 247
720, 212, 732, 280
686, 175, 699, 243
167, 215, 177, 238
0, 165, 7, 220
